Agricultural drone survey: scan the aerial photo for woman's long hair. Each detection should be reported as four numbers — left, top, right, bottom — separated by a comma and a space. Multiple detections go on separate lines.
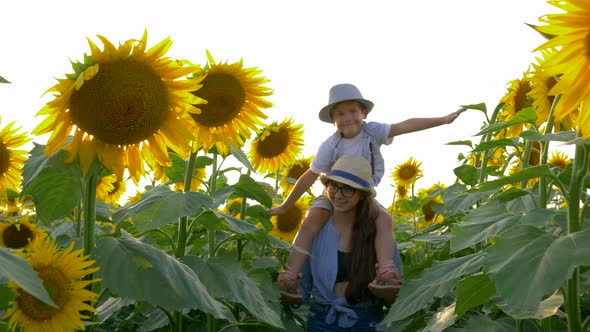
345, 192, 380, 304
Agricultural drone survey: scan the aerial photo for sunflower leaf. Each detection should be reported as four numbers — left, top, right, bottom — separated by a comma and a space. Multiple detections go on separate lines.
483, 225, 590, 318
229, 144, 255, 172
231, 174, 273, 207
475, 107, 536, 136
469, 165, 554, 192
182, 255, 284, 329
473, 138, 519, 152
22, 144, 84, 223
95, 235, 235, 321
0, 283, 16, 309
455, 273, 496, 317
0, 75, 10, 83
453, 165, 478, 186
0, 247, 56, 307
460, 102, 487, 113
519, 130, 577, 143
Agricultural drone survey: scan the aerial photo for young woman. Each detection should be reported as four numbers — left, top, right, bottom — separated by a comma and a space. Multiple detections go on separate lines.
290, 154, 402, 331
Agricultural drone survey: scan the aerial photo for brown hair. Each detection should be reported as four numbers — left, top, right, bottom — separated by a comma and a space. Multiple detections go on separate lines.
345, 192, 379, 304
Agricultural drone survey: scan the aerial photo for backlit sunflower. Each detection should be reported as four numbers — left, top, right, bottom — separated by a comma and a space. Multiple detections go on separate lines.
189, 51, 272, 155
3, 237, 100, 332
221, 197, 245, 218
417, 184, 445, 229
280, 156, 313, 192
549, 151, 570, 170
172, 167, 206, 192
534, 0, 590, 137
0, 215, 46, 250
392, 157, 423, 187
527, 141, 542, 167
96, 174, 127, 206
395, 184, 408, 200
0, 120, 31, 200
249, 118, 304, 174
497, 71, 534, 138
32, 30, 204, 184
529, 49, 578, 132
269, 196, 311, 243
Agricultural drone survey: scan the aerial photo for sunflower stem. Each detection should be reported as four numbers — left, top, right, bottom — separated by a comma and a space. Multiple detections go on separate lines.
478, 102, 504, 185
539, 94, 559, 209
275, 168, 280, 192
176, 149, 197, 258
565, 141, 587, 332
207, 151, 219, 332
83, 173, 97, 263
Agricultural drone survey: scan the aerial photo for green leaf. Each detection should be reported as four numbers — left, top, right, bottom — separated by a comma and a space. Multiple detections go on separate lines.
229, 144, 255, 172
213, 211, 261, 234
449, 313, 515, 332
442, 184, 494, 215
423, 303, 457, 332
460, 102, 487, 113
182, 255, 283, 329
22, 145, 84, 223
483, 225, 590, 318
115, 185, 214, 232
450, 202, 555, 253
382, 252, 485, 324
0, 75, 10, 83
446, 140, 473, 148
455, 274, 496, 317
453, 165, 478, 186
95, 296, 135, 323
519, 130, 577, 143
232, 174, 273, 207
0, 247, 56, 307
0, 283, 16, 309
94, 234, 234, 321
475, 107, 536, 136
470, 165, 554, 192
472, 138, 518, 152
493, 187, 530, 202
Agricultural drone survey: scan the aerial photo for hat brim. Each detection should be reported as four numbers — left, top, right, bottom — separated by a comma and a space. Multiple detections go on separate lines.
318, 99, 374, 123
320, 173, 373, 193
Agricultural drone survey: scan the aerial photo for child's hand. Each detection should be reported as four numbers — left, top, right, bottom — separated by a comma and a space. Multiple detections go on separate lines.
268, 205, 287, 215
444, 107, 466, 124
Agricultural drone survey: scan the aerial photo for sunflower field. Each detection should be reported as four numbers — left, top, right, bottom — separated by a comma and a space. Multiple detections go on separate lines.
1, 1, 590, 331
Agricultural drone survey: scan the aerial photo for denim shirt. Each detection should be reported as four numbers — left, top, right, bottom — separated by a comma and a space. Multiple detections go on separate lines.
299, 218, 403, 328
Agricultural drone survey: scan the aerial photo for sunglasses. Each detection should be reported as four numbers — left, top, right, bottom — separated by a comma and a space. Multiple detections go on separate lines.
327, 181, 357, 198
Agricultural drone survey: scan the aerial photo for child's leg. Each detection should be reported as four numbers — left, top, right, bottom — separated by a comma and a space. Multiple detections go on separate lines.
285, 206, 331, 275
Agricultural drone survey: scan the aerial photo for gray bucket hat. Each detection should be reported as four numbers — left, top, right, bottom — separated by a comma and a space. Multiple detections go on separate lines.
318, 83, 374, 123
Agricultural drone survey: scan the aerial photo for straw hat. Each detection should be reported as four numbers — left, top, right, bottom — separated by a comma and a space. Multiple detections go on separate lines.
320, 154, 373, 193
318, 83, 374, 123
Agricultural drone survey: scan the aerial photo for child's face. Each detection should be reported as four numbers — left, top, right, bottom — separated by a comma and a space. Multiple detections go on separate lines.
330, 101, 368, 138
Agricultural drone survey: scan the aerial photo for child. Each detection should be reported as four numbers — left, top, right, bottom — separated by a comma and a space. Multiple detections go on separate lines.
270, 83, 465, 303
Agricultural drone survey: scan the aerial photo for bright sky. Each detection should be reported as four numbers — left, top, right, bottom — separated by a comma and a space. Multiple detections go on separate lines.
0, 0, 559, 202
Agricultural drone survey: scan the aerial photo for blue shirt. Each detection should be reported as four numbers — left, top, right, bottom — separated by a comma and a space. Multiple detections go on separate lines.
300, 218, 403, 328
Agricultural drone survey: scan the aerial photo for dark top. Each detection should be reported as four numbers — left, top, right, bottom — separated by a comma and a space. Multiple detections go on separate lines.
335, 250, 350, 283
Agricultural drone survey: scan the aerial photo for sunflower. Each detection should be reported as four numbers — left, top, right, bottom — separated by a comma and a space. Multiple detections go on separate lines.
269, 197, 311, 243
3, 237, 100, 332
549, 151, 570, 170
0, 215, 46, 250
534, 0, 590, 137
96, 174, 127, 206
529, 49, 578, 132
249, 118, 304, 174
497, 71, 534, 138
527, 141, 542, 167
508, 162, 539, 188
32, 30, 204, 184
0, 120, 31, 200
395, 184, 408, 200
392, 157, 423, 187
279, 156, 313, 192
189, 51, 273, 155
172, 167, 207, 192
221, 197, 245, 218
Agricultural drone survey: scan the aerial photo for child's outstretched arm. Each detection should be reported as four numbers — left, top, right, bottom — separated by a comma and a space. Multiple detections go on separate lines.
268, 169, 320, 215
388, 107, 466, 138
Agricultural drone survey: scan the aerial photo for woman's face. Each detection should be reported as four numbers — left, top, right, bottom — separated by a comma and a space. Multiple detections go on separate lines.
326, 181, 361, 212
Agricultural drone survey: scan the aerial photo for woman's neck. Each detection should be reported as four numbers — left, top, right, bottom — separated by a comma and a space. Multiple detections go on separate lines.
332, 209, 355, 226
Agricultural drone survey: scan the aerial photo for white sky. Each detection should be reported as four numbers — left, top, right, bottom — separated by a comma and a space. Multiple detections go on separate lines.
0, 0, 560, 202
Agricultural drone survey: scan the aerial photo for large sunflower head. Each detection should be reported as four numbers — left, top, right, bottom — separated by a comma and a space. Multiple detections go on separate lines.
269, 196, 311, 243
392, 157, 423, 187
549, 151, 570, 170
32, 30, 205, 183
0, 215, 47, 250
0, 120, 31, 201
96, 174, 127, 207
534, 0, 590, 137
497, 71, 534, 138
189, 51, 273, 155
279, 156, 313, 193
3, 237, 100, 331
249, 118, 304, 174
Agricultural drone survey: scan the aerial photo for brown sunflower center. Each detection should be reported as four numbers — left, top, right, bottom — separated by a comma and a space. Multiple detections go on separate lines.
16, 266, 70, 321
0, 142, 10, 174
398, 165, 418, 181
422, 200, 436, 222
276, 205, 303, 232
528, 141, 541, 166
550, 160, 567, 170
2, 223, 34, 249
286, 163, 308, 180
108, 181, 120, 195
191, 73, 245, 127
257, 129, 289, 158
69, 60, 169, 145
514, 80, 533, 112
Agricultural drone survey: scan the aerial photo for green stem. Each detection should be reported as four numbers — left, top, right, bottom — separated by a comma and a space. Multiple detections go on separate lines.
207, 151, 219, 332
516, 319, 525, 332
218, 322, 266, 331
478, 102, 504, 185
83, 174, 98, 259
565, 142, 587, 332
539, 94, 560, 208
141, 229, 177, 254
176, 149, 197, 258
520, 139, 532, 188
